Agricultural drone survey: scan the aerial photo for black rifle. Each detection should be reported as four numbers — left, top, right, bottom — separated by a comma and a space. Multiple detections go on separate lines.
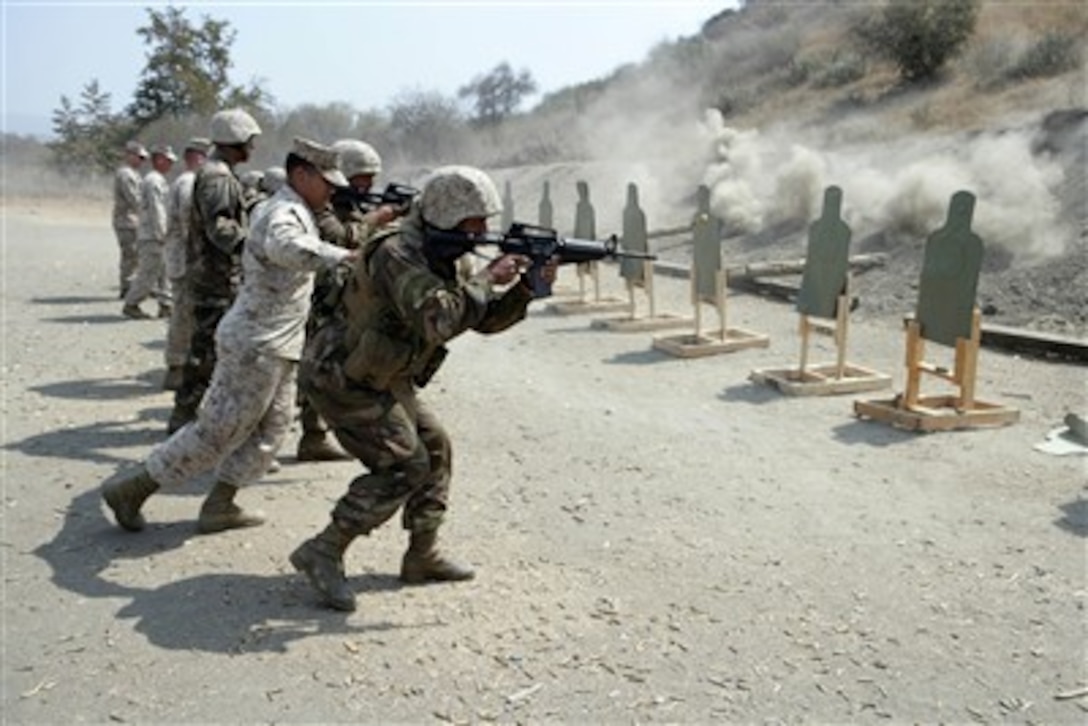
427, 222, 656, 297
333, 182, 419, 213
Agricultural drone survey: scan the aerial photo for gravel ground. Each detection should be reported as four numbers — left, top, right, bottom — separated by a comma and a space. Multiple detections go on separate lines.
2, 199, 1086, 724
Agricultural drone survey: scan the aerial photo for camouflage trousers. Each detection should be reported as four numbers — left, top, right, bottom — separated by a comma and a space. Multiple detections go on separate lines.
124, 239, 170, 308
164, 275, 194, 368
173, 301, 230, 421
113, 227, 138, 291
301, 371, 451, 538
148, 343, 296, 489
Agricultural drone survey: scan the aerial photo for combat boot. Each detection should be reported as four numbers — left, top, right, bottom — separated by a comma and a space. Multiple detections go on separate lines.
101, 464, 160, 532
196, 481, 266, 534
122, 304, 151, 320
400, 529, 475, 584
162, 365, 184, 391
296, 431, 351, 462
166, 401, 197, 434
290, 525, 356, 611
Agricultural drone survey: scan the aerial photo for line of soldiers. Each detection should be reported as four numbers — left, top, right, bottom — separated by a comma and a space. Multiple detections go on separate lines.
102, 108, 557, 612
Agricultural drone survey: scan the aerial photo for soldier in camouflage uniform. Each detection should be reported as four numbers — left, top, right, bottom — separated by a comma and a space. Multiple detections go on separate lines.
289, 165, 557, 612
112, 140, 147, 299
122, 144, 177, 319
101, 138, 355, 535
167, 109, 262, 434
296, 139, 405, 462
162, 137, 210, 391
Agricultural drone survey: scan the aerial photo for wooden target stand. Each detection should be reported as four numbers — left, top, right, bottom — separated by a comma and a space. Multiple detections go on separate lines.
591, 183, 692, 333
854, 191, 1019, 431
854, 308, 1018, 431
750, 186, 890, 395
654, 186, 768, 357
751, 280, 890, 395
547, 179, 627, 315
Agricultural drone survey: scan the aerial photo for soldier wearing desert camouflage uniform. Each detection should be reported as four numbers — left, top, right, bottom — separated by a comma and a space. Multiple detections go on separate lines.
289, 165, 557, 612
101, 137, 355, 535
122, 144, 176, 319
161, 137, 210, 391
167, 108, 262, 434
112, 140, 148, 298
295, 139, 406, 462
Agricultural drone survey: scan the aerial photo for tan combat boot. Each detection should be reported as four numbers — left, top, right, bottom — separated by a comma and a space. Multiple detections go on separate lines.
400, 529, 475, 584
196, 481, 266, 534
101, 464, 160, 532
296, 431, 351, 462
289, 525, 356, 611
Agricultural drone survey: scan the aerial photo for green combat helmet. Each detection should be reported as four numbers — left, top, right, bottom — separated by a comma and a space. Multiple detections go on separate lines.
420, 165, 502, 230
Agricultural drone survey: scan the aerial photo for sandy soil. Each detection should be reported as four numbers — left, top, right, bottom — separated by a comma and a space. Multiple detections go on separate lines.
2, 200, 1086, 724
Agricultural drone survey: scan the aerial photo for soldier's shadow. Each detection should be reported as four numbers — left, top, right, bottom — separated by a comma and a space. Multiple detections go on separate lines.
30, 373, 164, 400
34, 488, 421, 654
4, 405, 169, 466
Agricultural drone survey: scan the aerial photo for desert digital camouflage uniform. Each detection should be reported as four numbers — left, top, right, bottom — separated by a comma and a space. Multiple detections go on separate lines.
124, 148, 174, 311
163, 162, 198, 370
147, 179, 351, 490
170, 150, 248, 431
299, 204, 532, 538
112, 144, 145, 293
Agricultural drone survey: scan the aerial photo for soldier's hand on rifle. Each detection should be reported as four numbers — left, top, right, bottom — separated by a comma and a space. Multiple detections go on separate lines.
486, 254, 530, 286
363, 204, 401, 228
537, 255, 559, 286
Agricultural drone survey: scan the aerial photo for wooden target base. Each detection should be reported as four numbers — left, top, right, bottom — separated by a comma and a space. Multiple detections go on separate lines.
652, 328, 769, 358
750, 363, 891, 396
546, 298, 630, 316
590, 313, 694, 333
853, 395, 1020, 432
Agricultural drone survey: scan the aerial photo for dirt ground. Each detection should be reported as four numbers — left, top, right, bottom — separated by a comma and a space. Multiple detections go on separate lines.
2, 199, 1086, 724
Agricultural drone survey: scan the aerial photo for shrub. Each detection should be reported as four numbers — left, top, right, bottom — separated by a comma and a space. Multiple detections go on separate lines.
1009, 31, 1081, 80
854, 0, 980, 83
812, 51, 868, 89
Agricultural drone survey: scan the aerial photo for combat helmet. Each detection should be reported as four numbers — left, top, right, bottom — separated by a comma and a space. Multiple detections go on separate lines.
332, 139, 382, 179
420, 165, 502, 230
209, 108, 262, 146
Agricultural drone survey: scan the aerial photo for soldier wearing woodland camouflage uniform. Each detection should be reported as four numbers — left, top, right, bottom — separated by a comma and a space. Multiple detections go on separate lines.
101, 137, 355, 535
162, 137, 210, 391
122, 144, 176, 319
112, 140, 147, 298
167, 109, 262, 434
295, 139, 406, 462
289, 165, 557, 612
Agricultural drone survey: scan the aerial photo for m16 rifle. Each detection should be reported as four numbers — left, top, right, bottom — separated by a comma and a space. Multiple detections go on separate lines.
333, 182, 419, 214
427, 222, 656, 297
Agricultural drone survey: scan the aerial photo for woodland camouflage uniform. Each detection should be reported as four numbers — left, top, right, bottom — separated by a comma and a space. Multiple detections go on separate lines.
291, 165, 535, 611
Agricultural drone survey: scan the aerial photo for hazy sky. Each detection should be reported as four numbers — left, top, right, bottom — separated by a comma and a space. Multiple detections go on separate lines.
2, 0, 734, 136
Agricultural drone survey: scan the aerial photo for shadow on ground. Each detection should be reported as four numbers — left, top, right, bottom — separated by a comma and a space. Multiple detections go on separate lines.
33, 488, 421, 654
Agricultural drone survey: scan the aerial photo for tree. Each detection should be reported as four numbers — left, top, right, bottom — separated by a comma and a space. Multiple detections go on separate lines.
49, 80, 130, 173
387, 89, 468, 163
854, 0, 979, 83
126, 5, 270, 127
458, 62, 538, 126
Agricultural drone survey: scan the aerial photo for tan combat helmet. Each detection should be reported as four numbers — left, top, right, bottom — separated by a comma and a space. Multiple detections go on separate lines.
124, 140, 149, 159
331, 139, 382, 179
420, 165, 502, 230
209, 108, 262, 146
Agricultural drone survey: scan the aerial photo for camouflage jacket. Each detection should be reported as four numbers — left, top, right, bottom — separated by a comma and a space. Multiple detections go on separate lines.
164, 170, 196, 279
216, 184, 352, 361
323, 208, 533, 391
136, 169, 169, 243
112, 165, 142, 230
187, 152, 247, 304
